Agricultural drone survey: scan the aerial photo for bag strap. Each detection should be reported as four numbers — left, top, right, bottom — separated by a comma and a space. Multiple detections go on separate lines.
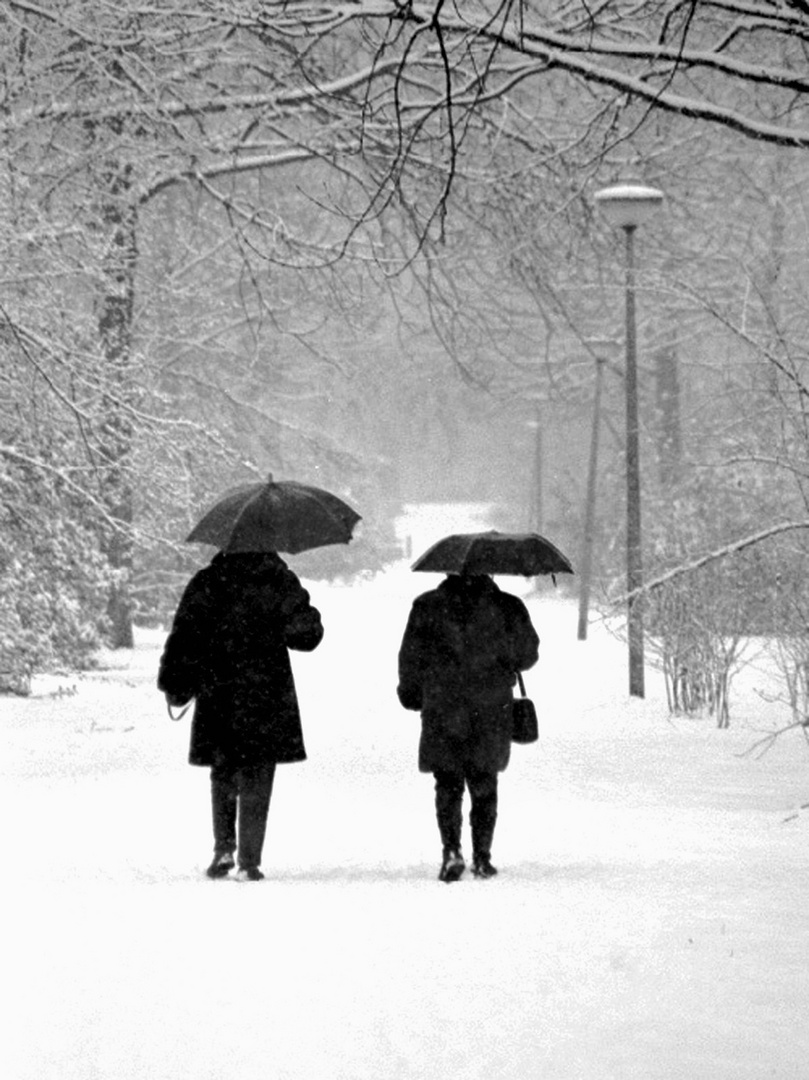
516, 671, 527, 698
167, 700, 192, 721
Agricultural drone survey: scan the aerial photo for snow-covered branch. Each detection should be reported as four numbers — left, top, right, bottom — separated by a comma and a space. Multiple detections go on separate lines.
616, 520, 809, 606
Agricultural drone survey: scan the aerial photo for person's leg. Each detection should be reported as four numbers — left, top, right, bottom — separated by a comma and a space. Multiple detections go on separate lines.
467, 769, 499, 877
207, 762, 237, 877
433, 770, 466, 882
236, 763, 276, 879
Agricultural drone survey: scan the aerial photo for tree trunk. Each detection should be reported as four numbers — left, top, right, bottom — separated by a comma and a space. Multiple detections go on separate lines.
96, 138, 138, 649
655, 337, 682, 490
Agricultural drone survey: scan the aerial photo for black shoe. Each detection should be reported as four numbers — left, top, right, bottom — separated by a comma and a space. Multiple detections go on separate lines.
236, 867, 265, 882
206, 852, 235, 879
438, 849, 465, 883
472, 854, 498, 879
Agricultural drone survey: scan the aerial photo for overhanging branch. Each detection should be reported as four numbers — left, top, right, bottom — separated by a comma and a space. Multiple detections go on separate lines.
615, 520, 809, 606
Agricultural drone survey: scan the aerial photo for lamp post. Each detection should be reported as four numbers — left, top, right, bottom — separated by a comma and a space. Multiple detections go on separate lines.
577, 353, 606, 642
594, 181, 663, 698
526, 402, 543, 533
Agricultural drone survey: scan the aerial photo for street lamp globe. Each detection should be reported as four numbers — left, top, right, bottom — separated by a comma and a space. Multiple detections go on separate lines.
594, 182, 664, 229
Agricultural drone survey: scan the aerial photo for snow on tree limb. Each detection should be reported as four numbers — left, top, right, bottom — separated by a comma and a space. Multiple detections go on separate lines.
5, 1, 809, 156
616, 520, 809, 606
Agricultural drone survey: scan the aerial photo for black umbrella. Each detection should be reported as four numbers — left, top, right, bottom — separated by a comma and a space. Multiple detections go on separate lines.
412, 530, 574, 578
185, 475, 361, 555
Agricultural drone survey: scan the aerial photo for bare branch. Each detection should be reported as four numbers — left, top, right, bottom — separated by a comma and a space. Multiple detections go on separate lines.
616, 521, 809, 606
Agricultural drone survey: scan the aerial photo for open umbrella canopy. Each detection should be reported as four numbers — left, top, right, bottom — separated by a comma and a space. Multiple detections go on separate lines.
185, 476, 361, 555
412, 530, 574, 578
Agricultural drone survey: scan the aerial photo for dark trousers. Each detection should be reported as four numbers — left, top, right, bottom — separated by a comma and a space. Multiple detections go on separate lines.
433, 768, 498, 859
210, 762, 276, 870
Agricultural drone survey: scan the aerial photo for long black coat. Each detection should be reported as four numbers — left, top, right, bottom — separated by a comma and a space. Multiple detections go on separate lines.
157, 552, 323, 767
397, 574, 539, 774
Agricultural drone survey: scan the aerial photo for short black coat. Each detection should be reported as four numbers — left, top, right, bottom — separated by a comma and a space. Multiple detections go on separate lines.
397, 575, 539, 773
158, 553, 323, 767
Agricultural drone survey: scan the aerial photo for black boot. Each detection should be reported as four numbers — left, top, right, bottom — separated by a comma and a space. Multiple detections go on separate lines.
434, 771, 466, 882
434, 771, 463, 844
236, 764, 275, 875
438, 848, 466, 883
472, 853, 498, 879
469, 771, 498, 879
210, 764, 238, 863
236, 866, 265, 882
206, 851, 235, 879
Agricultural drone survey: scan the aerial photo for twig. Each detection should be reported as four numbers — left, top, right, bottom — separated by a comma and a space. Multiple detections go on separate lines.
783, 802, 809, 824
738, 718, 809, 760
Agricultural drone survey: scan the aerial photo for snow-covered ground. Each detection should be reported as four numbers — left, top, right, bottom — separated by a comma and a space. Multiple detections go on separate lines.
3, 564, 809, 1079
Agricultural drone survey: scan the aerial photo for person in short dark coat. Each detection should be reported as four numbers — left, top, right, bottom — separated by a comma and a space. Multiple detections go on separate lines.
158, 551, 323, 881
397, 573, 539, 882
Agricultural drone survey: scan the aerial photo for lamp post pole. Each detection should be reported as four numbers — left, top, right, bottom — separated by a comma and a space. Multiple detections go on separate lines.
623, 222, 644, 697
577, 354, 605, 642
532, 401, 543, 532
594, 181, 663, 698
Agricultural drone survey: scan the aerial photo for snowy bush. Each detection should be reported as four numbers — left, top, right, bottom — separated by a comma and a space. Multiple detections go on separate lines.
646, 571, 748, 727
645, 521, 809, 727
758, 538, 809, 727
0, 495, 112, 695
641, 480, 782, 726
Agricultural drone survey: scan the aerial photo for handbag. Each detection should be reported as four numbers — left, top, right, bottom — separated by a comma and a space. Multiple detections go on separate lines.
511, 671, 538, 744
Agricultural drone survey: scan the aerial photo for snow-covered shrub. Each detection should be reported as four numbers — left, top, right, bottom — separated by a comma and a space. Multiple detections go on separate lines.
643, 480, 776, 726
758, 534, 809, 726
0, 493, 112, 695
646, 569, 748, 727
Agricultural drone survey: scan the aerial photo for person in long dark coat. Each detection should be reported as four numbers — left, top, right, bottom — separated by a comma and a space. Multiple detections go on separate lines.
157, 551, 323, 881
397, 572, 539, 882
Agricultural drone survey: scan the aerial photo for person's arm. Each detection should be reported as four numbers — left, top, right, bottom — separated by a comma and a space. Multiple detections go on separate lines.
506, 596, 540, 672
157, 575, 212, 705
281, 575, 324, 652
397, 601, 427, 710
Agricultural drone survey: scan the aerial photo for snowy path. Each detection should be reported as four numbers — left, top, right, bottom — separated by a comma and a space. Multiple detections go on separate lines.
3, 572, 809, 1079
